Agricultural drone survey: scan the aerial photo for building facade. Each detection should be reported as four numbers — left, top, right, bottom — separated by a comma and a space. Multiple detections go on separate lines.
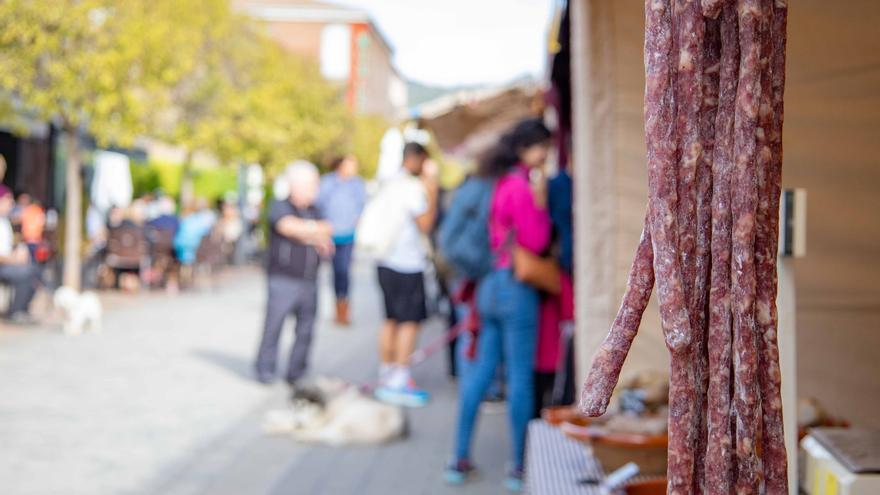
234, 0, 407, 120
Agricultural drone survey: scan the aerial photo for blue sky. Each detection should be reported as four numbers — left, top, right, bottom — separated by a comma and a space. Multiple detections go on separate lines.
328, 0, 557, 87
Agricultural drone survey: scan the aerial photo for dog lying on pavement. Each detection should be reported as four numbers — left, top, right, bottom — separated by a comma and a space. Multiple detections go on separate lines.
263, 376, 406, 446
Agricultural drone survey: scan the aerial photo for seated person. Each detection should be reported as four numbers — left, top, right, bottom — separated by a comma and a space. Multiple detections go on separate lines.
174, 200, 217, 266
0, 192, 39, 324
147, 196, 179, 234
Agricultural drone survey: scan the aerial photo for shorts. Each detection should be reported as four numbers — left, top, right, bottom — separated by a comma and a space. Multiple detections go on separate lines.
377, 266, 427, 323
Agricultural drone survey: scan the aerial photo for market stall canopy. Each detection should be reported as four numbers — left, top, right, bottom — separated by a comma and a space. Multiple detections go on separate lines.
416, 81, 543, 160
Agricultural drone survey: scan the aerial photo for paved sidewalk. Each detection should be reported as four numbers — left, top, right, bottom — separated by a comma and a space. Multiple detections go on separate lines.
0, 261, 510, 494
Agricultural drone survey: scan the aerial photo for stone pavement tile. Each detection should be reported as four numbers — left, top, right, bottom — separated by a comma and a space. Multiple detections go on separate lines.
158, 261, 513, 495
0, 260, 514, 495
181, 319, 512, 495
0, 269, 272, 495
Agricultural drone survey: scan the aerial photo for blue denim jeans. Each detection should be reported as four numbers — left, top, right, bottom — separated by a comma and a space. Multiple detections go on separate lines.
456, 327, 504, 399
453, 269, 538, 469
331, 241, 354, 299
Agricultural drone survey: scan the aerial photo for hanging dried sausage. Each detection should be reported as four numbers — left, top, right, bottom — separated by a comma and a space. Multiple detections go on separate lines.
579, 219, 654, 417
692, 13, 721, 494
729, 1, 764, 492
704, 4, 739, 494
755, 1, 789, 493
646, 0, 697, 492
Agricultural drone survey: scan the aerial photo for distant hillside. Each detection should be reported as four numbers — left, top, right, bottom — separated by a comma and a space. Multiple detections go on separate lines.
407, 75, 539, 109
407, 81, 483, 108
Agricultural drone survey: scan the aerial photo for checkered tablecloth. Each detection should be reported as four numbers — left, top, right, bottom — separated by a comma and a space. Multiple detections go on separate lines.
524, 419, 605, 495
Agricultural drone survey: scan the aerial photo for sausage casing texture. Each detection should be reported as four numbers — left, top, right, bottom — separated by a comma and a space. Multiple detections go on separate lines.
730, 1, 764, 492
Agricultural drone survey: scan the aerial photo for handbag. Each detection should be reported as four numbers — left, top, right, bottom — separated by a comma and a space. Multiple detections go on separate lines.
511, 243, 562, 295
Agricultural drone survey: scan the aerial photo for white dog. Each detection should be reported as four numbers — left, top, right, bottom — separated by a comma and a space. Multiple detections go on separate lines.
263, 377, 406, 446
53, 286, 103, 336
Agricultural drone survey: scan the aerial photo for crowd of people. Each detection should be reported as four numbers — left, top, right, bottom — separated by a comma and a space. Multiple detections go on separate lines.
4, 117, 573, 489
83, 193, 245, 292
0, 146, 252, 327
254, 118, 574, 493
0, 189, 46, 324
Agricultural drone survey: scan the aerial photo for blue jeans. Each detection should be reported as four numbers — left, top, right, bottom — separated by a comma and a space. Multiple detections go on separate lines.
454, 269, 538, 469
331, 241, 354, 299
456, 327, 505, 399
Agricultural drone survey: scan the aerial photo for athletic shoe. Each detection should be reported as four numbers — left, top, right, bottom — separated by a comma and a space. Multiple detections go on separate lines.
504, 466, 525, 492
443, 459, 477, 485
374, 385, 430, 408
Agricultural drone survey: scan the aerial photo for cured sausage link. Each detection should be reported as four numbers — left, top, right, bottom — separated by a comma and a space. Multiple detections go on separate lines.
644, 1, 695, 493
692, 14, 721, 495
579, 216, 654, 417
730, 0, 764, 493
644, 0, 691, 355
701, 0, 727, 19
674, 2, 706, 492
705, 4, 739, 494
674, 0, 704, 333
756, 1, 789, 492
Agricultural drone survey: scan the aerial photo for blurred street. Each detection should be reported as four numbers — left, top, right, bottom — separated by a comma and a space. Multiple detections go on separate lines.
0, 259, 509, 495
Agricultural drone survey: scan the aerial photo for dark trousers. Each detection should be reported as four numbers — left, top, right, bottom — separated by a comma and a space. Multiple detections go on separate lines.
255, 275, 318, 384
331, 242, 354, 299
0, 263, 39, 316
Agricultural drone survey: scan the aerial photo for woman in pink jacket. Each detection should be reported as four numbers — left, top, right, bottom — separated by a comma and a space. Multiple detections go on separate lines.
446, 119, 552, 491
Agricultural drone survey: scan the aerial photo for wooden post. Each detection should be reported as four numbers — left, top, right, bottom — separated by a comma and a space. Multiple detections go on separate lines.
778, 256, 798, 493
62, 128, 82, 290
570, 0, 618, 383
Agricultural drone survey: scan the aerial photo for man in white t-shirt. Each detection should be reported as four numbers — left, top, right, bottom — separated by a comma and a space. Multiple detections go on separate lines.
374, 142, 438, 408
0, 192, 39, 323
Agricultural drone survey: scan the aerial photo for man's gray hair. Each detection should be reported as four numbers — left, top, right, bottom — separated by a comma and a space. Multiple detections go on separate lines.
285, 160, 319, 184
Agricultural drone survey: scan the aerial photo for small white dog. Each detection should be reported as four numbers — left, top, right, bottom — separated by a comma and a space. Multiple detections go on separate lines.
263, 376, 406, 446
53, 286, 103, 336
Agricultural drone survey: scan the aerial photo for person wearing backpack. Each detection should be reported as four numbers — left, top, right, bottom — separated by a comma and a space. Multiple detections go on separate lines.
438, 174, 505, 397
445, 119, 552, 492
437, 175, 494, 281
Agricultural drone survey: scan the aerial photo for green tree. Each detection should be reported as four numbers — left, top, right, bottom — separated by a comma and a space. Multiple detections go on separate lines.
0, 0, 197, 288
0, 0, 351, 289
154, 0, 238, 207
206, 24, 350, 175
349, 114, 389, 179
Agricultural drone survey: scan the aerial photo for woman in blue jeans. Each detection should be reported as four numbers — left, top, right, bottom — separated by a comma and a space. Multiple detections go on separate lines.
446, 119, 552, 492
317, 155, 366, 325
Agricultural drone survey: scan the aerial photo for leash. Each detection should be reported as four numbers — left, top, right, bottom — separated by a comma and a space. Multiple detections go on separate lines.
358, 322, 464, 393
409, 322, 463, 366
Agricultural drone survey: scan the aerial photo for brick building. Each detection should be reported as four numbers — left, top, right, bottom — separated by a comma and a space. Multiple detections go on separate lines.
234, 0, 408, 120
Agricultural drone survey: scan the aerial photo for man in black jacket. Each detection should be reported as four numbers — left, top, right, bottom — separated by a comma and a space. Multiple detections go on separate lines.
255, 161, 333, 386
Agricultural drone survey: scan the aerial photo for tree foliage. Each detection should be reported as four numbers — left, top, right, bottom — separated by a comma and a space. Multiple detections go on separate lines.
347, 114, 389, 179
205, 24, 349, 173
0, 0, 191, 141
0, 0, 355, 287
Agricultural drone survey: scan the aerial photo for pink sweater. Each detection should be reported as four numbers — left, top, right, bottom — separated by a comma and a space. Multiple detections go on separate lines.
489, 165, 552, 269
